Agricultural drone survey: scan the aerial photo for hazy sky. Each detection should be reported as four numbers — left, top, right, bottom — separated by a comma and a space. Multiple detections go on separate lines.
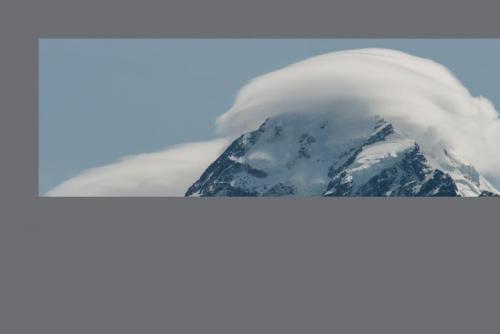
39, 39, 500, 194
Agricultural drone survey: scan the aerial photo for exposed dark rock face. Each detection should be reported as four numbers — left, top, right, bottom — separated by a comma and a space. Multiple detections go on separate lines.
479, 191, 500, 197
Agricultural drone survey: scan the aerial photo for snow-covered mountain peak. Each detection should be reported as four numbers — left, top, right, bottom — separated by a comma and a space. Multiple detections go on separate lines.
185, 114, 499, 197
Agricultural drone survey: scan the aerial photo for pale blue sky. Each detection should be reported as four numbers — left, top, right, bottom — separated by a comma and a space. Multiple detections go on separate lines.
39, 39, 500, 194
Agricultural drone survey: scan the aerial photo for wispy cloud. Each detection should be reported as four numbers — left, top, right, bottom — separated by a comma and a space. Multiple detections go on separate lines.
46, 139, 228, 196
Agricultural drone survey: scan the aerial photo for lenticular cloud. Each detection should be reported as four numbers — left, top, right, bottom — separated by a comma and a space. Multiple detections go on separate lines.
217, 48, 500, 178
46, 48, 500, 196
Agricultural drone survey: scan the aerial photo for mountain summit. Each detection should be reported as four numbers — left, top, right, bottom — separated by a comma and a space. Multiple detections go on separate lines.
186, 114, 498, 197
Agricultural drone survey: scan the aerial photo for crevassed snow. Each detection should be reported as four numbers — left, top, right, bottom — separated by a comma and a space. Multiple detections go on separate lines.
346, 133, 416, 191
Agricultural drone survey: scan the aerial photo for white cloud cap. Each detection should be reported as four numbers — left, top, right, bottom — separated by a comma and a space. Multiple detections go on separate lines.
216, 48, 500, 178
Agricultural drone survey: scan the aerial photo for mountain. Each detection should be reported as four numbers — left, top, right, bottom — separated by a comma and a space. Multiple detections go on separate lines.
185, 114, 499, 197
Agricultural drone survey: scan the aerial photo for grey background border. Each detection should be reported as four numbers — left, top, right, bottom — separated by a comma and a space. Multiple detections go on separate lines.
2, 0, 500, 333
